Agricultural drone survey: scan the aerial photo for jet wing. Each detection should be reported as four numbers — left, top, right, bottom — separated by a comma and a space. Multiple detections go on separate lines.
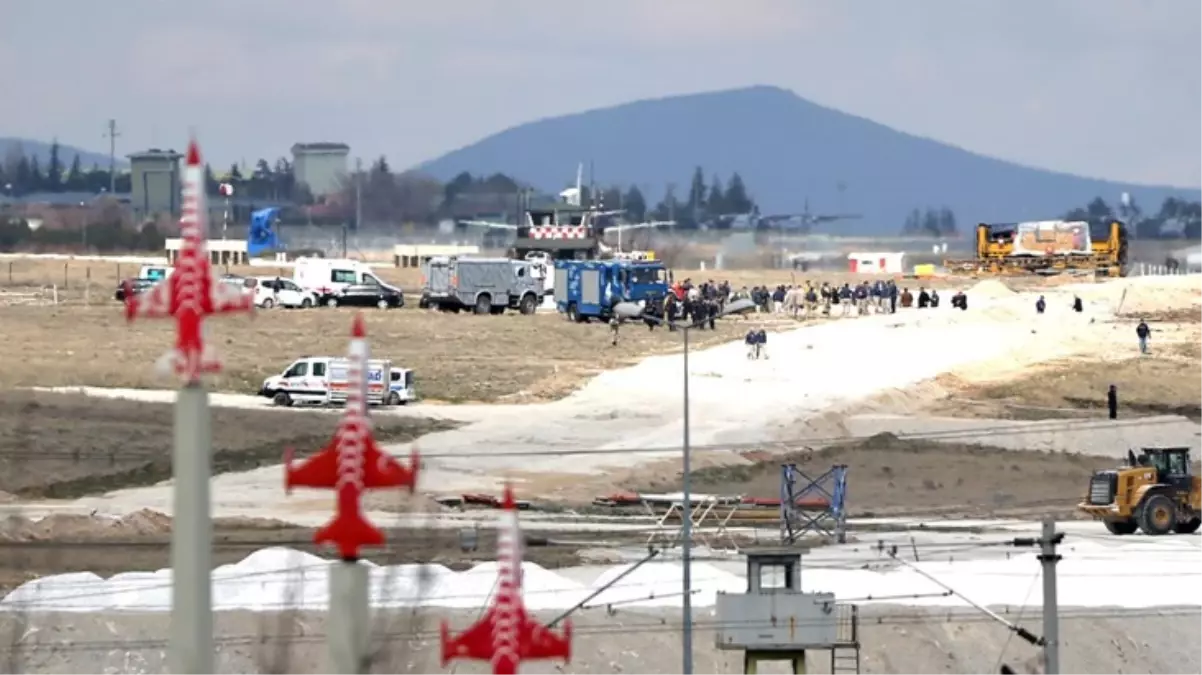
284, 439, 340, 490
207, 270, 255, 314
520, 616, 572, 662
125, 276, 176, 320
440, 608, 498, 664
362, 436, 419, 489
459, 220, 517, 231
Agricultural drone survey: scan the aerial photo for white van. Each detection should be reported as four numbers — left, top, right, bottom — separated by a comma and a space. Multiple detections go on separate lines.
293, 258, 391, 300
259, 356, 414, 407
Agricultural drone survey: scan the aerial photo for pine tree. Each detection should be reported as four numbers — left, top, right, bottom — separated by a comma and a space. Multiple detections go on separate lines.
723, 173, 753, 214
706, 175, 726, 215
687, 166, 707, 218
27, 156, 42, 192
623, 185, 647, 221
46, 140, 63, 191
65, 154, 83, 190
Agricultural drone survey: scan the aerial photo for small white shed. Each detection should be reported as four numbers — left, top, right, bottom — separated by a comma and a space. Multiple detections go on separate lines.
847, 251, 905, 274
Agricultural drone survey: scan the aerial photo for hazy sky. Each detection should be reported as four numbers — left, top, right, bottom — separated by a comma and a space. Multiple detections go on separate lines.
2, 0, 1198, 187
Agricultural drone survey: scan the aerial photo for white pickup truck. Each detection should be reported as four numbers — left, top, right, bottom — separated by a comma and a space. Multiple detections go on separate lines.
259, 356, 416, 407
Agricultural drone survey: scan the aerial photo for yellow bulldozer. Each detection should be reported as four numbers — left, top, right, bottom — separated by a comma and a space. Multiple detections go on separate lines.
1078, 447, 1201, 535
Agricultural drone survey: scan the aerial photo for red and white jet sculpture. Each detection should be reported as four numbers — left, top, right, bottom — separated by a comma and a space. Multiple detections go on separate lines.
123, 138, 254, 384
283, 313, 420, 560
440, 484, 572, 675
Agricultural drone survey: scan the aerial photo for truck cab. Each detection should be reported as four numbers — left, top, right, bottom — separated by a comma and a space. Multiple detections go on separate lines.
389, 368, 416, 405
259, 357, 334, 407
114, 265, 175, 301
553, 259, 668, 322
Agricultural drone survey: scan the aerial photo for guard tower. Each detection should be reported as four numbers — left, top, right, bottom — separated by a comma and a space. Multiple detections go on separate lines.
715, 548, 860, 674
128, 148, 183, 220
781, 463, 848, 544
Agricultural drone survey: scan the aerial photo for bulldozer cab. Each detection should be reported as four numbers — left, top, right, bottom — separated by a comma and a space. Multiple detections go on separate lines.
1130, 447, 1193, 490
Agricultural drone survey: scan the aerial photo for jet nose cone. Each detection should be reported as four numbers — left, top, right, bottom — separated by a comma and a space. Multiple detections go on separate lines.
185, 139, 201, 166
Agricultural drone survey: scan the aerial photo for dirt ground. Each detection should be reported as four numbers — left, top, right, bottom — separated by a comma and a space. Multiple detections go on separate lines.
937, 329, 1202, 417
0, 514, 604, 595
629, 434, 1130, 520
0, 391, 453, 499
3, 605, 1197, 673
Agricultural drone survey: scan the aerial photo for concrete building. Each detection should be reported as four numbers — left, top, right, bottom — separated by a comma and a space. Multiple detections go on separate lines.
291, 142, 350, 199
128, 149, 183, 220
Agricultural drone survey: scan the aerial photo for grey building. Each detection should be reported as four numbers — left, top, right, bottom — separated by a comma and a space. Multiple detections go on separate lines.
291, 142, 350, 199
128, 149, 183, 219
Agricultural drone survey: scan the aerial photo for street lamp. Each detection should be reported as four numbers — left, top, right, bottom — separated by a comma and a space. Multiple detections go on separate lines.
613, 296, 755, 674
80, 201, 88, 252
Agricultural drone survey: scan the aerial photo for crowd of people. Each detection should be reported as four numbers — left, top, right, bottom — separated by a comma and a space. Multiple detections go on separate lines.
733, 279, 969, 318
609, 276, 972, 347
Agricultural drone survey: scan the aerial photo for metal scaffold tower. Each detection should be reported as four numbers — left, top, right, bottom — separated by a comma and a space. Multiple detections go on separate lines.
780, 463, 848, 544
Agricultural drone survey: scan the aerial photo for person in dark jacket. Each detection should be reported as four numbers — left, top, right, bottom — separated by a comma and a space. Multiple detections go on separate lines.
1136, 320, 1151, 354
1036, 296, 1046, 314
917, 288, 931, 309
755, 327, 768, 359
929, 289, 940, 308
888, 281, 899, 313
1107, 384, 1118, 419
707, 299, 718, 330
1072, 295, 1083, 313
745, 329, 758, 359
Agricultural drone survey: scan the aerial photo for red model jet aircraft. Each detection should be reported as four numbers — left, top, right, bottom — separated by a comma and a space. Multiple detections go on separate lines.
123, 138, 254, 384
284, 313, 420, 560
440, 484, 572, 675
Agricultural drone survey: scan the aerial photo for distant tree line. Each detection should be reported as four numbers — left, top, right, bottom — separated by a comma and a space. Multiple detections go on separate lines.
1063, 196, 1201, 240
900, 207, 958, 237
0, 141, 131, 195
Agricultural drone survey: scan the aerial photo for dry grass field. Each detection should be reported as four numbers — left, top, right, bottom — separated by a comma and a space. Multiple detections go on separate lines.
0, 304, 761, 402
0, 257, 1128, 404
1, 258, 969, 403
0, 390, 454, 499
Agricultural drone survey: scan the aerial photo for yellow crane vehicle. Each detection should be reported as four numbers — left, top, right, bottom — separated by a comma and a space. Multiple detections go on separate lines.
1078, 447, 1201, 535
944, 219, 1128, 277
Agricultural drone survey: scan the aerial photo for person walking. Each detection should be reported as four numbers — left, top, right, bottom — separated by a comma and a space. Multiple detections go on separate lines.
1136, 320, 1151, 354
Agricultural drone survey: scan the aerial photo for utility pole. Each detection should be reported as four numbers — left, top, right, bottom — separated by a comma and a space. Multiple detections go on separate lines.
1039, 517, 1061, 675
104, 119, 120, 195
354, 157, 363, 232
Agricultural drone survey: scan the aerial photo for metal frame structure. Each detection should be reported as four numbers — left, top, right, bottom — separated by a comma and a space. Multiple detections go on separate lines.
644, 495, 743, 553
780, 464, 848, 544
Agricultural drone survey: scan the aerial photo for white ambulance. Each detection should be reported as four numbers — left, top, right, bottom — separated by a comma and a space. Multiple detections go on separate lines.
259, 357, 415, 407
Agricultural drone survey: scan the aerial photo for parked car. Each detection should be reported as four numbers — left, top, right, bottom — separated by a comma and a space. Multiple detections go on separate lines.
324, 279, 404, 309
249, 276, 318, 309
114, 278, 155, 301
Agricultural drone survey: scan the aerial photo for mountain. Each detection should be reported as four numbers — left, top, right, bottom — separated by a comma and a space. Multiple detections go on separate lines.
416, 86, 1201, 234
0, 138, 126, 170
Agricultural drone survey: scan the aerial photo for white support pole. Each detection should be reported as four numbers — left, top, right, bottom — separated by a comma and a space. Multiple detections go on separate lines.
328, 561, 371, 673
170, 384, 214, 673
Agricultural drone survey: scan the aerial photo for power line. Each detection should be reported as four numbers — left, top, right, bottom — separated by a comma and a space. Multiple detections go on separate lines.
0, 414, 1183, 464
0, 607, 1195, 656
